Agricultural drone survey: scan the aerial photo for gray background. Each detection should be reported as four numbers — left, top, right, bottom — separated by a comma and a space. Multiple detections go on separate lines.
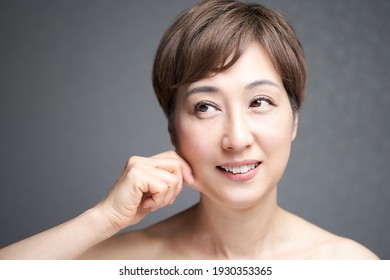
0, 0, 389, 259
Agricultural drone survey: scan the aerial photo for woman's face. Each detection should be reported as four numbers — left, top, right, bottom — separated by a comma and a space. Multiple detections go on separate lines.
174, 42, 297, 208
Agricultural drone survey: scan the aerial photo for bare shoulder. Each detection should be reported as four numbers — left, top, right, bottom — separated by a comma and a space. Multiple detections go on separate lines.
315, 236, 379, 259
282, 210, 379, 259
78, 229, 158, 259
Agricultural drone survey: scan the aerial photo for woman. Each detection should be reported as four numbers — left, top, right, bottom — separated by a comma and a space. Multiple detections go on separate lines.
0, 0, 378, 259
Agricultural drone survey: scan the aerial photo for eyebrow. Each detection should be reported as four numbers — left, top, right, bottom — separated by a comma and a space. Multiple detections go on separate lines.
186, 85, 219, 96
245, 79, 280, 90
186, 79, 280, 96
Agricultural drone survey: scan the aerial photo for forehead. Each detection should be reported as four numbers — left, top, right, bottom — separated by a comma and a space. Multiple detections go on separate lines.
186, 42, 283, 91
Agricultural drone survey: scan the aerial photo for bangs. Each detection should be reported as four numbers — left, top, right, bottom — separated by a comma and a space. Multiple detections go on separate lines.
172, 9, 254, 89
153, 0, 306, 119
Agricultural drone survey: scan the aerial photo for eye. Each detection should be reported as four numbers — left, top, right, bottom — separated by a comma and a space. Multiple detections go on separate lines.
249, 97, 274, 109
194, 101, 218, 114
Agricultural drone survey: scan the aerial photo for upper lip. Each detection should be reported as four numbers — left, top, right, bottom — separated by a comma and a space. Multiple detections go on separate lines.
218, 159, 261, 168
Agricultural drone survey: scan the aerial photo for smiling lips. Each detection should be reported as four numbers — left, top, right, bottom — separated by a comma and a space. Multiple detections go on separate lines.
217, 161, 261, 181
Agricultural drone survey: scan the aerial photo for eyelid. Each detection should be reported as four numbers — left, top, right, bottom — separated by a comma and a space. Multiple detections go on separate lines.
193, 100, 219, 114
249, 96, 276, 107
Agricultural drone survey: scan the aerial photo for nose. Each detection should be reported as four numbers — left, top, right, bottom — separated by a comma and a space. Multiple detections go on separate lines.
222, 110, 254, 152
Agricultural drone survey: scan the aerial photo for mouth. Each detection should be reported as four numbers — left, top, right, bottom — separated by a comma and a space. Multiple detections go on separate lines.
216, 160, 261, 181
217, 162, 260, 174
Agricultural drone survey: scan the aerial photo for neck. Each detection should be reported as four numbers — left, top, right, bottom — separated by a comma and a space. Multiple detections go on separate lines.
191, 188, 284, 259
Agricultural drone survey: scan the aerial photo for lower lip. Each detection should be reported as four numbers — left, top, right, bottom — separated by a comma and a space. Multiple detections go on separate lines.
218, 164, 260, 182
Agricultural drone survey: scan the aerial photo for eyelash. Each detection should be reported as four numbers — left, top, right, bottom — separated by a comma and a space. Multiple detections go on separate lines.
193, 96, 275, 115
193, 101, 218, 114
249, 96, 275, 108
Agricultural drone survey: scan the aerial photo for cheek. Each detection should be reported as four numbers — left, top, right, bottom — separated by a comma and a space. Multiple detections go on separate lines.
174, 120, 214, 167
265, 129, 292, 159
256, 116, 294, 171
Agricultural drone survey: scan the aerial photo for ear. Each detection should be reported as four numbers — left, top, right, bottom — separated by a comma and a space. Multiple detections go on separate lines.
292, 113, 299, 141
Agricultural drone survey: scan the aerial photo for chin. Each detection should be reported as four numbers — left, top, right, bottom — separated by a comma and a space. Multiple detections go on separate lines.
201, 180, 276, 210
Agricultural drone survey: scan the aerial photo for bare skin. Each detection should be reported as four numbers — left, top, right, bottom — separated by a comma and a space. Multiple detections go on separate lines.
0, 151, 194, 260
0, 43, 378, 260
81, 42, 378, 260
80, 195, 378, 260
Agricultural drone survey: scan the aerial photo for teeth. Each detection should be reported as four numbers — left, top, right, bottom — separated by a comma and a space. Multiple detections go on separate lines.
220, 163, 258, 174
240, 165, 248, 173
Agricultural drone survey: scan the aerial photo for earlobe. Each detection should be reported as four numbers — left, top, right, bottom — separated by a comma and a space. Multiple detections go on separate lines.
292, 114, 299, 141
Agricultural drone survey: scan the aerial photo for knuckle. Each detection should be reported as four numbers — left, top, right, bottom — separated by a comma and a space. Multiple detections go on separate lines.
127, 156, 141, 167
160, 183, 170, 195
171, 175, 180, 187
166, 150, 176, 156
124, 162, 143, 182
170, 157, 181, 169
166, 150, 180, 161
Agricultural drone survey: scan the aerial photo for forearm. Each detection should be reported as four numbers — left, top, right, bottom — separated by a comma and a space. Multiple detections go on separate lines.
0, 204, 117, 259
0, 151, 191, 259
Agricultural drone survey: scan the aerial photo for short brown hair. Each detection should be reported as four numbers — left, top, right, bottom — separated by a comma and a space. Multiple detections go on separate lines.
153, 0, 307, 125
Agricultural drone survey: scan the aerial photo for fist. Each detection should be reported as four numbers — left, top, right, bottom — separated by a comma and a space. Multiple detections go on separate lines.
99, 151, 194, 231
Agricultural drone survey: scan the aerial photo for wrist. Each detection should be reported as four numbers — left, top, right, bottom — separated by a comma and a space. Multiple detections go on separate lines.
85, 203, 121, 242
90, 201, 126, 236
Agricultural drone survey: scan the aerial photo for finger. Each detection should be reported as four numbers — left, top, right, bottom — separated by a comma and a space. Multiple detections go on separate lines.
126, 152, 190, 204
146, 156, 184, 197
146, 166, 179, 205
139, 167, 179, 209
152, 151, 194, 186
140, 175, 168, 210
177, 156, 194, 186
127, 156, 182, 191
152, 151, 197, 195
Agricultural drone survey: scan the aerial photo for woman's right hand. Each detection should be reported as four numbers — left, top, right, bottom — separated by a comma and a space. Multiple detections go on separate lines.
0, 150, 193, 259
97, 150, 194, 232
